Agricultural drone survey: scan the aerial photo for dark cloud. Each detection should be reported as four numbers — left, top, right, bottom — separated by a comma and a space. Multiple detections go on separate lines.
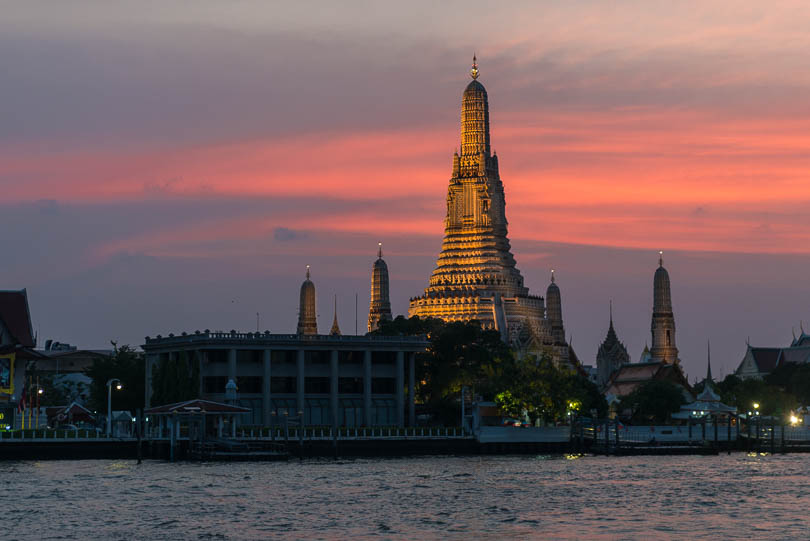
274, 227, 307, 242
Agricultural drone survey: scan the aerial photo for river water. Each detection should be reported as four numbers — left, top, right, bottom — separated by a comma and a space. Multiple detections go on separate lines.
4, 453, 809, 540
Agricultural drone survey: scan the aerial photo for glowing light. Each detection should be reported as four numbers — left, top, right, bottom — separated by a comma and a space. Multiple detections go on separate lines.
753, 402, 760, 410
116, 384, 122, 390
790, 415, 800, 425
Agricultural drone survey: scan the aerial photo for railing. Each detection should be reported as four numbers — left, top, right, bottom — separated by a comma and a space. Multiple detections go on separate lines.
147, 426, 469, 441
0, 429, 126, 441
144, 331, 429, 346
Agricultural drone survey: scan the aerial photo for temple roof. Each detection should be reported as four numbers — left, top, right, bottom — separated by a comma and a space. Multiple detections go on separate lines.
0, 289, 35, 347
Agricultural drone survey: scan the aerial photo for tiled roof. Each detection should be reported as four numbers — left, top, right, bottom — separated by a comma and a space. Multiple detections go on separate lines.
145, 399, 251, 415
749, 347, 781, 373
0, 290, 34, 347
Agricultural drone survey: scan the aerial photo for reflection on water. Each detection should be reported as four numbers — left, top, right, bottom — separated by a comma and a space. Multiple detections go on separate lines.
5, 454, 807, 540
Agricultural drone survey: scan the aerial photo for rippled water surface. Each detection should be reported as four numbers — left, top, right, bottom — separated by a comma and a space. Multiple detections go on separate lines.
5, 453, 810, 540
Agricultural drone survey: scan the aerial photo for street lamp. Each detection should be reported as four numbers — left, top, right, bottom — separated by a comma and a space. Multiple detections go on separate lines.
106, 379, 122, 436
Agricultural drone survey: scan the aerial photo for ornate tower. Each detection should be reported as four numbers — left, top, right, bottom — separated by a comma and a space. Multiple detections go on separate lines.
546, 270, 564, 345
368, 243, 392, 332
329, 295, 341, 336
297, 265, 318, 335
649, 252, 679, 363
596, 301, 630, 389
409, 57, 561, 363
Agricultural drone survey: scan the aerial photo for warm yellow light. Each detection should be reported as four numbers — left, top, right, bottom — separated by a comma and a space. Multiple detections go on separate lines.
790, 415, 800, 425
753, 402, 760, 409
37, 389, 43, 394
116, 384, 122, 390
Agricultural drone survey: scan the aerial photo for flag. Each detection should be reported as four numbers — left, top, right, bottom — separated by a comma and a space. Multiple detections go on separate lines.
17, 384, 26, 414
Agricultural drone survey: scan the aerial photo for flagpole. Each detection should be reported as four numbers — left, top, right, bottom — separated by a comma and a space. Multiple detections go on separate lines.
36, 375, 40, 429
27, 376, 32, 429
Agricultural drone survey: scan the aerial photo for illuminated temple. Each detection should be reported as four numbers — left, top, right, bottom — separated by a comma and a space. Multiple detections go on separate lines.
409, 58, 571, 367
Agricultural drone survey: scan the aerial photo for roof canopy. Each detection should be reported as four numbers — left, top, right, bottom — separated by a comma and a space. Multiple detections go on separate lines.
0, 290, 35, 347
145, 399, 250, 415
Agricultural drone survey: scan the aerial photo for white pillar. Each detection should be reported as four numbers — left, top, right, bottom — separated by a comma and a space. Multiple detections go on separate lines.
408, 352, 416, 427
363, 350, 372, 426
396, 351, 404, 428
263, 349, 272, 426
330, 350, 339, 429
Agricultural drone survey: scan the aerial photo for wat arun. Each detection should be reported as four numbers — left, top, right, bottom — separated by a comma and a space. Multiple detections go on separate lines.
409, 58, 571, 367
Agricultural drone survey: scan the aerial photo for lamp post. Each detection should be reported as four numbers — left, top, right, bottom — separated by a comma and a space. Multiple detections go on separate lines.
106, 379, 122, 436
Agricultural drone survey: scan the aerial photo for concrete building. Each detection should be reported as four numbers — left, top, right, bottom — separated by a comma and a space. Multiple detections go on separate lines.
408, 57, 573, 367
142, 332, 428, 427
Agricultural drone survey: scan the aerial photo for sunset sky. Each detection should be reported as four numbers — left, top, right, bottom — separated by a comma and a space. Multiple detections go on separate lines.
2, 1, 810, 380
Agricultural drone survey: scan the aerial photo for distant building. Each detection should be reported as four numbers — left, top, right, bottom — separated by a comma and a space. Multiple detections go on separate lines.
0, 289, 44, 415
735, 330, 810, 379
595, 302, 630, 389
604, 254, 690, 402
673, 347, 736, 419
145, 269, 428, 427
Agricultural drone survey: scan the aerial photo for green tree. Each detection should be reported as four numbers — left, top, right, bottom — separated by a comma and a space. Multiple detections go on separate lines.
150, 350, 199, 406
85, 343, 145, 415
618, 380, 686, 423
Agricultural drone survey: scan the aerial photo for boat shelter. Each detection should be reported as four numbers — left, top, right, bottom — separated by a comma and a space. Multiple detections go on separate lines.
145, 399, 251, 442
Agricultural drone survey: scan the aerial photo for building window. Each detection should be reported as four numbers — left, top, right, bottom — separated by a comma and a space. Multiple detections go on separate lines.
237, 376, 262, 394
237, 350, 262, 363
306, 351, 329, 365
339, 398, 364, 427
271, 376, 296, 394
203, 376, 229, 394
270, 398, 297, 417
339, 377, 363, 394
666, 330, 671, 346
305, 398, 331, 426
271, 350, 297, 365
372, 377, 396, 394
305, 377, 330, 394
205, 350, 228, 363
372, 351, 396, 365
339, 351, 364, 364
371, 398, 395, 426
237, 398, 263, 425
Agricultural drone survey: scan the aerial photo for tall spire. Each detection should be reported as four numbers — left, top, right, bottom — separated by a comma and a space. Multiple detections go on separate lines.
650, 253, 678, 363
409, 57, 570, 369
609, 299, 614, 328
297, 265, 318, 335
330, 295, 341, 336
707, 341, 713, 381
550, 268, 555, 283
368, 243, 392, 332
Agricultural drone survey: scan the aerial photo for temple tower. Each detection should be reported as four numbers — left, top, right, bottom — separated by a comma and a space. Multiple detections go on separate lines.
649, 252, 679, 363
408, 57, 563, 364
596, 301, 630, 389
330, 295, 341, 336
546, 270, 564, 345
297, 265, 318, 335
368, 243, 392, 332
